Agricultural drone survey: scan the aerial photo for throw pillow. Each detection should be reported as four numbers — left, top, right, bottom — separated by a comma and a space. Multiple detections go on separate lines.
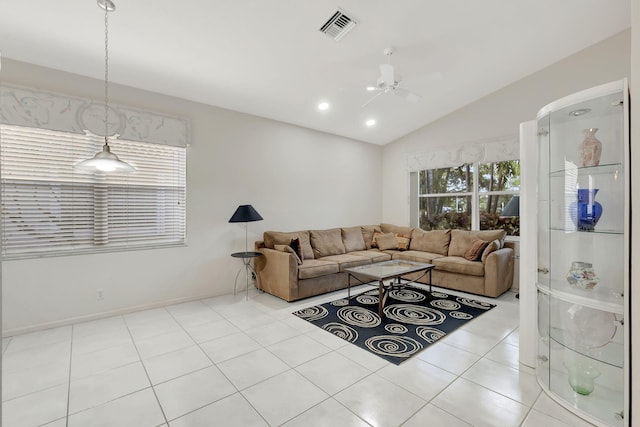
274, 244, 303, 265
289, 238, 304, 262
274, 244, 302, 265
361, 225, 382, 249
371, 230, 384, 248
377, 232, 399, 250
464, 239, 489, 261
395, 233, 411, 251
481, 239, 501, 263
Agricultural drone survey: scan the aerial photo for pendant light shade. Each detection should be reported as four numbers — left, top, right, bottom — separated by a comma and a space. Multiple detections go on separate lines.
75, 0, 135, 173
75, 138, 136, 172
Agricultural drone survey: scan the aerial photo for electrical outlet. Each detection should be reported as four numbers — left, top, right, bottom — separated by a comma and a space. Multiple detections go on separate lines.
97, 289, 104, 300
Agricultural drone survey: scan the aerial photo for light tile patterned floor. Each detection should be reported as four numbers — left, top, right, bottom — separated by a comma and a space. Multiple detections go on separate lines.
1, 285, 595, 427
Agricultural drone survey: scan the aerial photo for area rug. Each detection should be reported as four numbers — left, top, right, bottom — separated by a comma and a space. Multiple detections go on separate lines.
293, 285, 495, 365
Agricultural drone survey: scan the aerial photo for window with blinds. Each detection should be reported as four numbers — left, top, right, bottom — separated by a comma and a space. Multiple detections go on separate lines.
0, 125, 186, 259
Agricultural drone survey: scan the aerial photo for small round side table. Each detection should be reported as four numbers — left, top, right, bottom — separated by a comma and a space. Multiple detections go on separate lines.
231, 251, 263, 300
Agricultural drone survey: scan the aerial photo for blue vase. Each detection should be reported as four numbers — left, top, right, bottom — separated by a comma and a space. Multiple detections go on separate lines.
571, 189, 603, 231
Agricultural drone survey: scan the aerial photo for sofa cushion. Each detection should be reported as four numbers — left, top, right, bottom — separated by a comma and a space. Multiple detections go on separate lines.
448, 229, 506, 257
381, 223, 413, 236
376, 232, 398, 250
319, 254, 370, 272
342, 226, 366, 252
464, 239, 490, 261
310, 228, 346, 258
409, 228, 451, 255
274, 244, 303, 265
432, 256, 485, 277
297, 259, 340, 279
481, 239, 501, 263
264, 230, 314, 260
349, 250, 392, 263
393, 250, 442, 263
361, 225, 381, 249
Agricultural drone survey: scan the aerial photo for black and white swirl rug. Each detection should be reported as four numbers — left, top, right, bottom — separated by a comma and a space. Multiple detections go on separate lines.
293, 285, 495, 364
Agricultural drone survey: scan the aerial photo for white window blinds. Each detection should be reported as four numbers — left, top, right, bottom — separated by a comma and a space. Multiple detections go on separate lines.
1, 125, 186, 259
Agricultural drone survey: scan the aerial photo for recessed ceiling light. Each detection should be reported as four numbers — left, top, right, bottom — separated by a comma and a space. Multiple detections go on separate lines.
569, 108, 591, 117
366, 119, 376, 127
366, 86, 376, 92
317, 102, 329, 111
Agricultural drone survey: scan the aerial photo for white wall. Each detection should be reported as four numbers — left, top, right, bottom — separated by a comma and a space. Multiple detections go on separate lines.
381, 30, 631, 226
1, 59, 382, 335
630, 0, 639, 417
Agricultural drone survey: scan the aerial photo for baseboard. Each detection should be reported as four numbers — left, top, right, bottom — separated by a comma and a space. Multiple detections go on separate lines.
2, 292, 223, 338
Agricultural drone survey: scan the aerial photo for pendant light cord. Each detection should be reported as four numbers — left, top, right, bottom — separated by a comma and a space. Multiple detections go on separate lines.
104, 3, 110, 147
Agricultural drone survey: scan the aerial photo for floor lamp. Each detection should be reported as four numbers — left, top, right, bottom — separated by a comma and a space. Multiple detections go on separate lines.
229, 205, 264, 300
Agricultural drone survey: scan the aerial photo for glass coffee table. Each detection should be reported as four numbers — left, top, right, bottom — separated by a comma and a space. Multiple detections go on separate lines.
345, 260, 435, 319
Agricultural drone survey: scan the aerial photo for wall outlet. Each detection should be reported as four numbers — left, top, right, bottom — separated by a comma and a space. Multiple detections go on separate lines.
97, 289, 104, 300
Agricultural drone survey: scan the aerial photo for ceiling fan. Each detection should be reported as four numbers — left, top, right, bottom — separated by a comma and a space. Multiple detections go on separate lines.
362, 47, 421, 108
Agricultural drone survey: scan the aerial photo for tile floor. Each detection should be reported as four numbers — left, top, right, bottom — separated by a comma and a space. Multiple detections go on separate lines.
1, 284, 595, 427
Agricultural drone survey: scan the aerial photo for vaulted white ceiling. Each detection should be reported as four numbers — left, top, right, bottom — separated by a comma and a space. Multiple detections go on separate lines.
0, 0, 630, 145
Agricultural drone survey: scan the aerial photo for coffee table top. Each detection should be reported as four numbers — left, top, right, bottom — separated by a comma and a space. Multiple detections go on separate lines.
345, 259, 434, 281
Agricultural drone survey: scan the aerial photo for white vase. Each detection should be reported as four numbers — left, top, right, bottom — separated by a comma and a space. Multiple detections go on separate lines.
578, 128, 602, 167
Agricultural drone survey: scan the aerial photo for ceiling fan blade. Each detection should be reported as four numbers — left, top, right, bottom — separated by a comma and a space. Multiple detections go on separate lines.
379, 63, 394, 86
394, 87, 421, 103
361, 91, 385, 108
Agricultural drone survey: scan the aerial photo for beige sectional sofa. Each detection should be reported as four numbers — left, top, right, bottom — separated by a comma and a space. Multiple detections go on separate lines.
254, 223, 515, 302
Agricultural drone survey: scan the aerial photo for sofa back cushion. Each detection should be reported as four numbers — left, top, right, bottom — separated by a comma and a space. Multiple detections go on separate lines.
264, 230, 315, 260
361, 225, 382, 249
449, 229, 506, 257
342, 226, 366, 252
409, 228, 451, 255
381, 223, 413, 236
310, 228, 346, 258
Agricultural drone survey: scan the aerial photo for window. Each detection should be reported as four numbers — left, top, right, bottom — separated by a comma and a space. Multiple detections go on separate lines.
478, 160, 520, 235
418, 165, 473, 230
416, 160, 520, 236
1, 125, 186, 259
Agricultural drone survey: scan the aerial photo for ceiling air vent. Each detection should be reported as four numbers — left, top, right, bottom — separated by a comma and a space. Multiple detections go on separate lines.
319, 9, 357, 41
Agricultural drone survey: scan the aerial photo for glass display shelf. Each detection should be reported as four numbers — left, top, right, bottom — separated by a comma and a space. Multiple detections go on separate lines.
549, 163, 623, 178
537, 281, 623, 314
543, 366, 624, 427
549, 330, 624, 369
548, 227, 623, 235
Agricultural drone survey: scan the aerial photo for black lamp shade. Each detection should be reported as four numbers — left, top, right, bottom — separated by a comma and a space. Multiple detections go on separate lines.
229, 204, 263, 223
500, 196, 520, 217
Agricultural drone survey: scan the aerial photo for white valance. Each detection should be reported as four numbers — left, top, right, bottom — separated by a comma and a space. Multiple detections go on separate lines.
0, 84, 189, 147
406, 134, 519, 172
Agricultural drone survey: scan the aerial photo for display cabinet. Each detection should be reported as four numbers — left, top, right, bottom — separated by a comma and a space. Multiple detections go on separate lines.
536, 79, 629, 426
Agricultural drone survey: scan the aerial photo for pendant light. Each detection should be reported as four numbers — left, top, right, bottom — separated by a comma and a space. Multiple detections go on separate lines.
75, 0, 135, 173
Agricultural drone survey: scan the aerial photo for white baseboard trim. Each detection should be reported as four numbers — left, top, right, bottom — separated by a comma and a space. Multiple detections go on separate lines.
2, 292, 224, 338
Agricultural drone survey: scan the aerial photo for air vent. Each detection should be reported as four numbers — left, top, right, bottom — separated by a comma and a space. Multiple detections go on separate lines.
319, 9, 357, 41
